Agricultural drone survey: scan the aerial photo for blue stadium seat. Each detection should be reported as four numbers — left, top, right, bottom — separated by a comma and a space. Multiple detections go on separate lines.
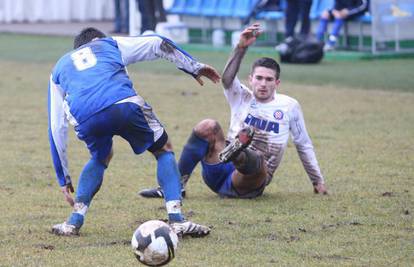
256, 0, 286, 21
200, 0, 220, 17
167, 0, 186, 15
184, 0, 203, 16
216, 0, 235, 18
356, 13, 372, 24
256, 11, 284, 20
233, 0, 257, 18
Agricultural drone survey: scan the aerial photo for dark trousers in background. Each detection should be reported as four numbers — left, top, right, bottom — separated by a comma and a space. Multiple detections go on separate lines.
285, 0, 313, 39
137, 0, 166, 33
114, 0, 129, 33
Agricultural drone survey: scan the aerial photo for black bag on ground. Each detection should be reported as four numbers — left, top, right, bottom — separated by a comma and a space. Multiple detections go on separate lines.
277, 37, 324, 64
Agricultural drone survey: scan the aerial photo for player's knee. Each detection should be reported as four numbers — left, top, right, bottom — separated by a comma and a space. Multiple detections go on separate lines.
151, 140, 174, 158
101, 148, 113, 167
193, 119, 223, 141
235, 149, 264, 175
321, 10, 329, 19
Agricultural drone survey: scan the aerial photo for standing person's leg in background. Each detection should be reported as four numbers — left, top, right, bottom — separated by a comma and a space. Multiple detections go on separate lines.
113, 0, 122, 33
113, 0, 129, 34
316, 10, 331, 41
154, 0, 167, 23
285, 0, 299, 39
298, 0, 313, 40
317, 9, 346, 51
137, 0, 157, 33
121, 0, 129, 34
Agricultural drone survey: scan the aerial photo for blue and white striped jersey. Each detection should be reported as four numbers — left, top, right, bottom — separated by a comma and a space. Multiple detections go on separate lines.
48, 35, 204, 186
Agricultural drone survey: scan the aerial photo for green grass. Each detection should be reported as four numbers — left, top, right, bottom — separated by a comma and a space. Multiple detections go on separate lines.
0, 34, 413, 266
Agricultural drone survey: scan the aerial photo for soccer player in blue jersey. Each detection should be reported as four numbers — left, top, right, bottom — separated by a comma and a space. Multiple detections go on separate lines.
48, 27, 220, 236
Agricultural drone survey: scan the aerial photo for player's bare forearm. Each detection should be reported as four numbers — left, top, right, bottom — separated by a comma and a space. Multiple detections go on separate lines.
222, 23, 262, 89
222, 46, 247, 89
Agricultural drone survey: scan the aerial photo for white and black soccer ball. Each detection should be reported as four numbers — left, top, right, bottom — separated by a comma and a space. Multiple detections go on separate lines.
131, 220, 179, 266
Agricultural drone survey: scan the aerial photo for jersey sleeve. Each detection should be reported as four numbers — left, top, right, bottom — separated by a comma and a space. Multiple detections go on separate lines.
113, 35, 204, 78
289, 101, 325, 185
223, 77, 252, 110
347, 0, 368, 16
48, 75, 71, 187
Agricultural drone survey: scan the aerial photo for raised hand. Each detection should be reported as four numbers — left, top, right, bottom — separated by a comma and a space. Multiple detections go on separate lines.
238, 23, 263, 49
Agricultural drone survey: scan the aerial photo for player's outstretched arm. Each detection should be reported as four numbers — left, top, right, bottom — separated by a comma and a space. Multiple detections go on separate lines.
113, 36, 219, 86
290, 101, 328, 195
48, 76, 75, 207
222, 23, 262, 89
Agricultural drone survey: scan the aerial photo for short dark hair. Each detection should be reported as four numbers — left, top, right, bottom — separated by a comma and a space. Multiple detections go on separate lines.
73, 27, 106, 49
251, 57, 281, 79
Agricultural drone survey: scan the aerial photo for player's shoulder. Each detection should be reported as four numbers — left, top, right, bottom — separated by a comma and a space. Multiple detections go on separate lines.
52, 50, 73, 79
102, 36, 122, 46
85, 37, 118, 50
276, 93, 299, 106
112, 34, 162, 46
224, 77, 251, 95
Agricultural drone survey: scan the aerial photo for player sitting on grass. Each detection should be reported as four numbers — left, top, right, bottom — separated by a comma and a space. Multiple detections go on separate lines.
48, 27, 220, 236
139, 23, 327, 199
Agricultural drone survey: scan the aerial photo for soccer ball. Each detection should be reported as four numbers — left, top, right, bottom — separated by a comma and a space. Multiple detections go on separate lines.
131, 220, 179, 266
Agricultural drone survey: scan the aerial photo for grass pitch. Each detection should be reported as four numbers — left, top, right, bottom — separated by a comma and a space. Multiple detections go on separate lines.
0, 34, 413, 266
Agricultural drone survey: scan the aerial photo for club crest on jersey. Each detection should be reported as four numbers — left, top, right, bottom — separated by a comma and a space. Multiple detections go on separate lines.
244, 114, 279, 133
273, 110, 284, 120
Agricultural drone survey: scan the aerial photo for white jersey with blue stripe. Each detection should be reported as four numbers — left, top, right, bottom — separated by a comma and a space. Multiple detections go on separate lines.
224, 77, 324, 186
48, 35, 204, 186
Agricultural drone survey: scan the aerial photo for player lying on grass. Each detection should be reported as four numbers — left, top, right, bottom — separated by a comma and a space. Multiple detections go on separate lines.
48, 27, 220, 236
139, 23, 327, 199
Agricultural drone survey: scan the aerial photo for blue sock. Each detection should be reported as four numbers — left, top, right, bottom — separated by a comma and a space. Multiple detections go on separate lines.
156, 152, 184, 222
167, 207, 184, 222
317, 18, 329, 41
178, 132, 209, 184
68, 213, 84, 228
67, 158, 105, 228
330, 18, 344, 44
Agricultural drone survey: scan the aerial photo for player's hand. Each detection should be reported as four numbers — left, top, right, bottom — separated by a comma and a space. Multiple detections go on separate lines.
340, 9, 349, 18
238, 23, 263, 49
61, 183, 75, 207
313, 183, 328, 195
333, 9, 348, 19
195, 64, 221, 86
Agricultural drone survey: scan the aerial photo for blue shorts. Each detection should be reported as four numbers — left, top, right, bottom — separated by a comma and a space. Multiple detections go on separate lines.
201, 161, 265, 199
74, 101, 166, 162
